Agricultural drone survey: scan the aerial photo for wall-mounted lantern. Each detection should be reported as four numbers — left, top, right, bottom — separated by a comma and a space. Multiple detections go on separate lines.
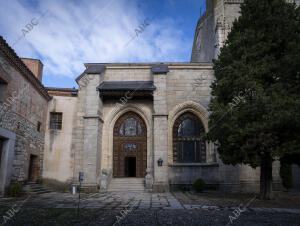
79, 172, 84, 182
157, 158, 163, 167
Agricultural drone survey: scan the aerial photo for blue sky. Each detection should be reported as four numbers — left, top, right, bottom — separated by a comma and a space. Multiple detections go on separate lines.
0, 0, 206, 88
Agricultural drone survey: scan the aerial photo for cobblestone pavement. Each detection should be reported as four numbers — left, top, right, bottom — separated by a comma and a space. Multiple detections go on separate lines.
0, 191, 300, 225
0, 192, 182, 210
1, 191, 300, 211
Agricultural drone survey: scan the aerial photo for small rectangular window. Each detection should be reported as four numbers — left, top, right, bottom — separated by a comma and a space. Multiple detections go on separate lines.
50, 112, 62, 130
37, 121, 41, 132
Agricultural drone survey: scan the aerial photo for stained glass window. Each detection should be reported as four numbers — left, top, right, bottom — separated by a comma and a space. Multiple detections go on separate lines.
178, 118, 200, 137
125, 118, 136, 136
118, 116, 143, 137
173, 113, 206, 163
137, 122, 142, 136
125, 144, 137, 151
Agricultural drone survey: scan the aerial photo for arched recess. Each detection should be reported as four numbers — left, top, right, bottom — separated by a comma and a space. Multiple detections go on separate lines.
168, 101, 214, 164
101, 104, 152, 176
173, 112, 206, 163
113, 111, 147, 178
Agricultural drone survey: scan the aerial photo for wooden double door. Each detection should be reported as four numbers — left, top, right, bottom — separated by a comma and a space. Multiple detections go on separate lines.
113, 112, 147, 178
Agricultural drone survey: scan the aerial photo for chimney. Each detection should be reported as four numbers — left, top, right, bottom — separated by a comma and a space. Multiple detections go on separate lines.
21, 58, 43, 82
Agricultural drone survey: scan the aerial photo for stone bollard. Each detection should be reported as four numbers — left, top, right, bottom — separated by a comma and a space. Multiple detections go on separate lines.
145, 168, 153, 189
100, 169, 109, 191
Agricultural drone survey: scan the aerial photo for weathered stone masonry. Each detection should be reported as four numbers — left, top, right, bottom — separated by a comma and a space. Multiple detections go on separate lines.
0, 36, 50, 195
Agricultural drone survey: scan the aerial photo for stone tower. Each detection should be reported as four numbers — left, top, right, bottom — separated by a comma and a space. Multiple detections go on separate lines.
191, 0, 300, 63
190, 0, 300, 191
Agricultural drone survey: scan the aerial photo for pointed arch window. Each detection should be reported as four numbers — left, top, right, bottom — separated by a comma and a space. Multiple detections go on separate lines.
119, 117, 143, 137
173, 112, 206, 163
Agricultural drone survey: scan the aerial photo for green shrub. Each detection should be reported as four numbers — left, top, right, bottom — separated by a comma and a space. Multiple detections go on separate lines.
192, 178, 206, 192
7, 183, 23, 197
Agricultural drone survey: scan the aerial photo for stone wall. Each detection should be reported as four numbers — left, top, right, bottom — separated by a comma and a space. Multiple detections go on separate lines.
166, 64, 213, 111
168, 163, 219, 186
0, 49, 48, 191
153, 70, 169, 191
103, 65, 152, 82
164, 64, 217, 189
0, 108, 45, 182
72, 72, 103, 189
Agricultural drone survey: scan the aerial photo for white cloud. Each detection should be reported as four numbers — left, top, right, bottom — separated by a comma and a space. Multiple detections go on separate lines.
0, 0, 192, 79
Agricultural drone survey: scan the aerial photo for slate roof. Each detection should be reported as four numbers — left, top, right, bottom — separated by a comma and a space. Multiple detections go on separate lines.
46, 87, 78, 92
85, 65, 106, 74
151, 65, 169, 73
97, 81, 156, 91
75, 65, 106, 82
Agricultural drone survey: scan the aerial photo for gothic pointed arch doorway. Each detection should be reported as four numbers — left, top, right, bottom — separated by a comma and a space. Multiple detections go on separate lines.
113, 111, 147, 178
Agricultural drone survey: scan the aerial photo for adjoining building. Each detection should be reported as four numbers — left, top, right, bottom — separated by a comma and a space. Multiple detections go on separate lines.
0, 36, 50, 196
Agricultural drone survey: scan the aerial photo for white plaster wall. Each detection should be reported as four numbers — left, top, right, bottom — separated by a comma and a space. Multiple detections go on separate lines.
43, 96, 77, 182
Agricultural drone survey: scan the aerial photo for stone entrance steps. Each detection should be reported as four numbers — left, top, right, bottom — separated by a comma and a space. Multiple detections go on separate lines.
108, 178, 145, 192
22, 182, 53, 195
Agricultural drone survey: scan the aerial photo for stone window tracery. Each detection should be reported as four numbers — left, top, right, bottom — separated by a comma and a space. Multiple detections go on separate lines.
173, 112, 206, 163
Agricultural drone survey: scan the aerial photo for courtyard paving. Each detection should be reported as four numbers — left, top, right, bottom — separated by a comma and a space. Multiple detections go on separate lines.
0, 191, 300, 225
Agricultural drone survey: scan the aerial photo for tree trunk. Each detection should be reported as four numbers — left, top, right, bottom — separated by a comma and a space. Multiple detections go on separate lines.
260, 154, 273, 200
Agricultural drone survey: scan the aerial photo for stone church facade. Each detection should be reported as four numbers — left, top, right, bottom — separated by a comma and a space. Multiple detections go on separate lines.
45, 61, 268, 192
42, 0, 300, 192
44, 63, 221, 192
2, 0, 298, 194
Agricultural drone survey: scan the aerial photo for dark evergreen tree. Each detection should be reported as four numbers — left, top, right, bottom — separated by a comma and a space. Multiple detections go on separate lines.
208, 0, 300, 199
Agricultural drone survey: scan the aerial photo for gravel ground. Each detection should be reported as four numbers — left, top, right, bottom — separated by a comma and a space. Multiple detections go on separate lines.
1, 208, 300, 226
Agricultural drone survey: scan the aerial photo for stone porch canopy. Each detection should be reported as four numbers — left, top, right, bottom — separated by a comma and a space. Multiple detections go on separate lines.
96, 81, 156, 99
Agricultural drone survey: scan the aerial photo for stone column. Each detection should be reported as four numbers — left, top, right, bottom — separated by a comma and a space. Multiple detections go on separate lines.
153, 71, 169, 192
75, 71, 104, 190
82, 116, 101, 188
